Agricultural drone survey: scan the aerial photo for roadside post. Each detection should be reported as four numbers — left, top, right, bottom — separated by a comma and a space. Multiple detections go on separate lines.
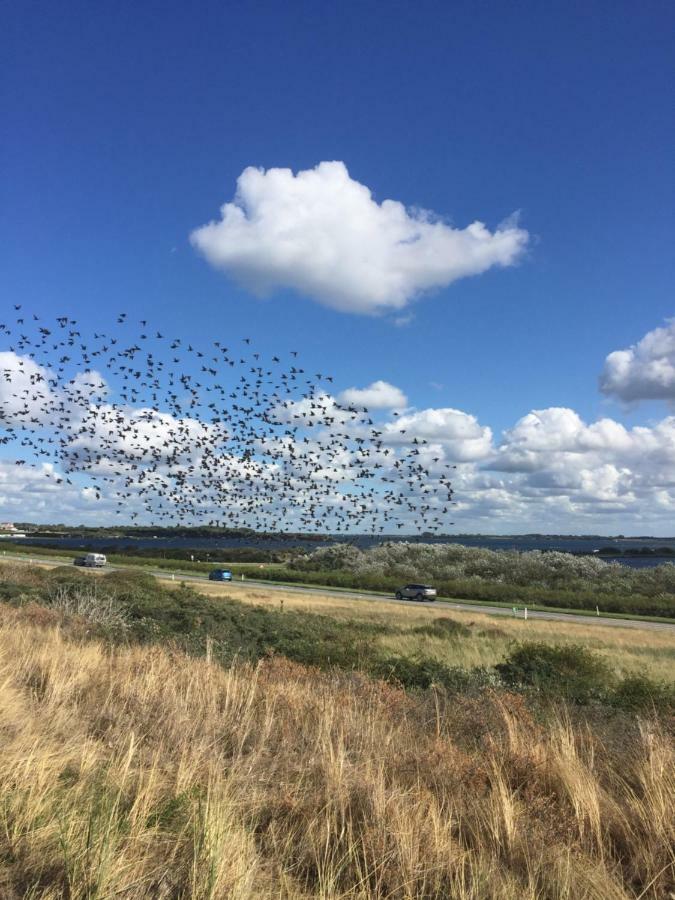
524, 607, 528, 620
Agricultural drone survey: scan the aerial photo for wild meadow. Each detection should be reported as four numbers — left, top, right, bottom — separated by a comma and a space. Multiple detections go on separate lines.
0, 562, 673, 898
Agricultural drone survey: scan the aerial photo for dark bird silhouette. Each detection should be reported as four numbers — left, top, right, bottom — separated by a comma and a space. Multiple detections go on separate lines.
0, 311, 455, 536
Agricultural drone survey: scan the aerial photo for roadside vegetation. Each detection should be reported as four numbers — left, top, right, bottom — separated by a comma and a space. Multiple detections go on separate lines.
278, 542, 675, 618
1, 562, 673, 705
5, 539, 675, 621
0, 562, 673, 898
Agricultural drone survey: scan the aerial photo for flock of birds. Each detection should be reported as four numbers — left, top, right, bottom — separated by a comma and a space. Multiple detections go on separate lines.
0, 309, 455, 533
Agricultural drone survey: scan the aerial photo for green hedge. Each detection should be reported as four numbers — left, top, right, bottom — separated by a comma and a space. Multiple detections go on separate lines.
247, 566, 675, 618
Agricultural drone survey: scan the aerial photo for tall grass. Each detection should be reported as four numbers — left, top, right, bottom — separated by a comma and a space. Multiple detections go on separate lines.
0, 602, 673, 898
3, 562, 673, 701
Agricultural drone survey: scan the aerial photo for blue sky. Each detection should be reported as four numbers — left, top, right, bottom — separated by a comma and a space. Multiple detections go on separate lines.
2, 1, 675, 532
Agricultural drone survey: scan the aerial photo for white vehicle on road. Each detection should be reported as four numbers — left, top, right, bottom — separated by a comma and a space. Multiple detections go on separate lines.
84, 553, 107, 568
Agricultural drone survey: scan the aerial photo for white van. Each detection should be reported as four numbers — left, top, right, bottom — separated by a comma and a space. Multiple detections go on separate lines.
84, 553, 107, 568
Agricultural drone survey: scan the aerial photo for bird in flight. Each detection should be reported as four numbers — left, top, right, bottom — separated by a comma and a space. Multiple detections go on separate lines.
0, 311, 455, 535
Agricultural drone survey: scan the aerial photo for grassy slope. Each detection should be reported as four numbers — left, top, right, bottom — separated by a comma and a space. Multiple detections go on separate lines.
0, 564, 674, 897
0, 602, 673, 899
191, 582, 675, 683
3, 560, 675, 682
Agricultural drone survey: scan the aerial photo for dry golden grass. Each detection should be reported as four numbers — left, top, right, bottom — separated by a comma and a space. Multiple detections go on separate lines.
0, 602, 673, 899
2, 562, 675, 682
8, 558, 675, 679
196, 581, 675, 682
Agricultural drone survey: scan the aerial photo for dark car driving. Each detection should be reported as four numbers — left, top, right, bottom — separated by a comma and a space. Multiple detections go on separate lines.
395, 584, 437, 601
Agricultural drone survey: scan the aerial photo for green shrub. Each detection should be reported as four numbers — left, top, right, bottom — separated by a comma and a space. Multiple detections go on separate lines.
283, 542, 675, 618
610, 673, 675, 713
88, 572, 390, 671
371, 656, 494, 693
101, 569, 165, 597
44, 566, 90, 596
495, 642, 615, 704
412, 617, 471, 639
0, 582, 34, 604
46, 565, 89, 581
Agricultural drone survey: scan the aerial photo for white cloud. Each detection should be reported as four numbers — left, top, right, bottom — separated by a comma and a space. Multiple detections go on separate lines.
494, 407, 675, 477
190, 161, 529, 315
381, 407, 494, 461
0, 352, 55, 424
266, 396, 675, 527
338, 380, 408, 409
479, 407, 675, 526
600, 319, 675, 403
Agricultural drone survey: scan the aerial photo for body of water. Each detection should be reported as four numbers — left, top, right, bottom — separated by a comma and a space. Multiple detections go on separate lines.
7, 534, 675, 568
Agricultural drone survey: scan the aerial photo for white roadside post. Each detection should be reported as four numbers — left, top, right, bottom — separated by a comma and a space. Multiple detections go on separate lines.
524, 607, 528, 620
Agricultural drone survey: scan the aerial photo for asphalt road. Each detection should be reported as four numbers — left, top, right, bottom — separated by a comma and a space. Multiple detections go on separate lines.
3, 551, 674, 632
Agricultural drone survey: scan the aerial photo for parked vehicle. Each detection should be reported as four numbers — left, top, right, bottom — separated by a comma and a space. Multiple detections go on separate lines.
208, 568, 233, 582
84, 553, 107, 568
73, 556, 87, 566
395, 583, 437, 602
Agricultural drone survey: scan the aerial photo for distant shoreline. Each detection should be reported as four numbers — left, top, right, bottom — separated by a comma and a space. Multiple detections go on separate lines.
5, 524, 675, 541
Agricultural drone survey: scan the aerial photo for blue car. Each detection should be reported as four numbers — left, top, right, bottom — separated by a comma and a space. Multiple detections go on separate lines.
208, 568, 233, 582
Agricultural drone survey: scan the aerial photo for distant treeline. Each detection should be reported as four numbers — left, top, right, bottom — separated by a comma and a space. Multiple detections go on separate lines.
14, 524, 331, 542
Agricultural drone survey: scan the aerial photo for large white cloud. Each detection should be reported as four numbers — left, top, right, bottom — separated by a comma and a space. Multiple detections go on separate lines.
494, 407, 675, 479
4, 399, 675, 531
338, 380, 408, 409
600, 319, 675, 403
381, 407, 494, 461
190, 161, 529, 315
479, 407, 675, 525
